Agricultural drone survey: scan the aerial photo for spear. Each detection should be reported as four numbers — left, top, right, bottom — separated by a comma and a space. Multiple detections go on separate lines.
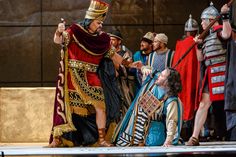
172, 0, 234, 69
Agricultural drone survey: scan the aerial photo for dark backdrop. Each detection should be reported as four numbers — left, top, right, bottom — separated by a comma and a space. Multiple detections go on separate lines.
0, 0, 228, 87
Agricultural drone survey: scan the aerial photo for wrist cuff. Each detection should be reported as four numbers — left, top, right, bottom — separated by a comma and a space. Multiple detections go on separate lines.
197, 43, 203, 49
221, 12, 230, 20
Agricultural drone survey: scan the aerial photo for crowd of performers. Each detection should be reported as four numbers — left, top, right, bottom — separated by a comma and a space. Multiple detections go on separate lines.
48, 0, 236, 147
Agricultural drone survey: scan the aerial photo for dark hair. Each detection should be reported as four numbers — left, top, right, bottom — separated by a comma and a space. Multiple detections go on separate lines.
166, 68, 182, 97
79, 18, 93, 30
141, 38, 153, 44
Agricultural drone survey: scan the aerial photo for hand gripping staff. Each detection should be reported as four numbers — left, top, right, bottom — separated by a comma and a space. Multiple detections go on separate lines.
172, 0, 234, 69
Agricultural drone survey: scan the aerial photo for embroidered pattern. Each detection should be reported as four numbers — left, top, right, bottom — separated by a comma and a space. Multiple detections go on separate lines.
70, 68, 104, 101
69, 59, 98, 72
139, 91, 162, 117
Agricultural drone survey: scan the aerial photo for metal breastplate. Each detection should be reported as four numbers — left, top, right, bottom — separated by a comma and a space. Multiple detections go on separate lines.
202, 31, 226, 66
202, 30, 227, 101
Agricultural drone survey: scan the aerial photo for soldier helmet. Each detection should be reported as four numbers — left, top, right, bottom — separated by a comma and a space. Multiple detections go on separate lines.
185, 14, 199, 32
201, 2, 220, 19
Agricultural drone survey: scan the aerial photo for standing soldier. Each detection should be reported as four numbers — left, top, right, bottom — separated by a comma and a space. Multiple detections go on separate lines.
186, 2, 232, 146
172, 15, 200, 141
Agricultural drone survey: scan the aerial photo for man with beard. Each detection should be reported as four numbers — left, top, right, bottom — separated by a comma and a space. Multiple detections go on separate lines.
148, 33, 174, 72
113, 68, 183, 147
135, 33, 174, 84
132, 32, 154, 95
49, 0, 132, 147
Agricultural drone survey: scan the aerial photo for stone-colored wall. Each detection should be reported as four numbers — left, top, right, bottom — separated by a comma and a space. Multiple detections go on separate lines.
0, 0, 228, 87
0, 88, 55, 143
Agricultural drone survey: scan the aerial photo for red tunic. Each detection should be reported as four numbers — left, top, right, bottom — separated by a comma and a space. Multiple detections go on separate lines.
67, 24, 110, 88
50, 23, 111, 141
199, 25, 226, 102
172, 36, 200, 121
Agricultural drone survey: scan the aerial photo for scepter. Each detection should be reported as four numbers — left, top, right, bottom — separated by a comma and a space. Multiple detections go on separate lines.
172, 0, 234, 69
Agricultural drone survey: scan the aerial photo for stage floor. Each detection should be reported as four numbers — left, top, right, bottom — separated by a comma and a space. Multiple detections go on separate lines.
1, 142, 236, 157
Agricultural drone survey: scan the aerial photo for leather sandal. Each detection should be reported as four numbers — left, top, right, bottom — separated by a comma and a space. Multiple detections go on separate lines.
185, 136, 200, 146
98, 128, 113, 147
47, 137, 62, 147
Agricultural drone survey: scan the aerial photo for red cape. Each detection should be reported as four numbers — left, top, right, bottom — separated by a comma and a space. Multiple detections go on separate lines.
172, 36, 200, 121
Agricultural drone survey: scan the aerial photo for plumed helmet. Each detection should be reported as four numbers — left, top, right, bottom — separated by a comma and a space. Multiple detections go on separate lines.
201, 2, 220, 19
185, 14, 199, 31
85, 0, 109, 22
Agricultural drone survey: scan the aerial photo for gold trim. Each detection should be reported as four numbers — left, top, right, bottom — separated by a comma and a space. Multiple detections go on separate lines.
76, 24, 97, 36
72, 34, 106, 56
52, 123, 76, 138
64, 47, 76, 129
106, 46, 116, 58
70, 68, 104, 100
69, 68, 106, 110
62, 31, 70, 46
70, 106, 90, 117
51, 47, 76, 138
68, 59, 98, 72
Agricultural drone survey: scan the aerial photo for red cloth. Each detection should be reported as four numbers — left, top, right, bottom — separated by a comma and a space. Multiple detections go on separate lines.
50, 23, 111, 143
198, 25, 225, 102
207, 63, 226, 101
67, 24, 111, 87
172, 36, 200, 121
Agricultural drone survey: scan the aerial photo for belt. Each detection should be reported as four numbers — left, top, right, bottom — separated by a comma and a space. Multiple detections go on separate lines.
68, 60, 98, 72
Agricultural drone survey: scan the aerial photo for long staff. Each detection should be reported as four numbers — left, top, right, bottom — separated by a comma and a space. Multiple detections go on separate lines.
172, 0, 234, 69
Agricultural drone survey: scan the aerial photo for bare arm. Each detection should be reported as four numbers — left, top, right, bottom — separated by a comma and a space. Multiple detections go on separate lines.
221, 4, 232, 39
196, 48, 204, 61
194, 37, 204, 61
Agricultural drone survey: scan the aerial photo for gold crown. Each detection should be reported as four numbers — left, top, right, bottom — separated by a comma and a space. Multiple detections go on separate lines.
85, 0, 109, 21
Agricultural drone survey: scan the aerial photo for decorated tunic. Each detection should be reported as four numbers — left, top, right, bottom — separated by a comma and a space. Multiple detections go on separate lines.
148, 49, 174, 73
112, 73, 182, 146
50, 23, 117, 146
